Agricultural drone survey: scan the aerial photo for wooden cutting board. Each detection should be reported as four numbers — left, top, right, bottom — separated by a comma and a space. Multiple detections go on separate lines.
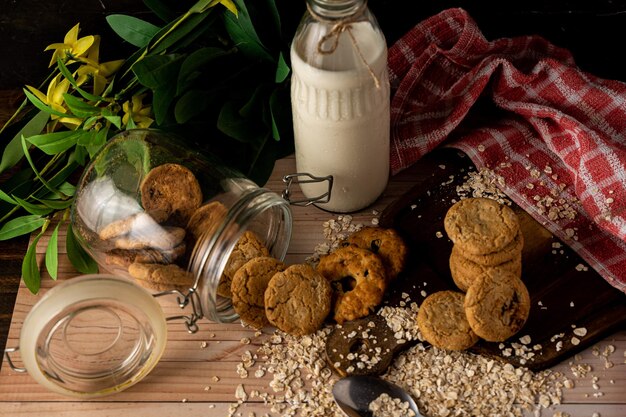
379, 148, 626, 371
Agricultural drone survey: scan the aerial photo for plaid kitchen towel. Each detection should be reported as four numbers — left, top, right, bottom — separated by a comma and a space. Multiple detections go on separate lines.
388, 8, 626, 292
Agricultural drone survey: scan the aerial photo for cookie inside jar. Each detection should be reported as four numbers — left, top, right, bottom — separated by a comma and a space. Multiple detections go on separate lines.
71, 129, 292, 323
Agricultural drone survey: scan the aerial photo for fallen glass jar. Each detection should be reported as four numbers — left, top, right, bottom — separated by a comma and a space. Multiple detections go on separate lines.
4, 128, 292, 397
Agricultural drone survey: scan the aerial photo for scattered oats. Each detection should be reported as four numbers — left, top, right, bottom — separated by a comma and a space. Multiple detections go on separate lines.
420, 290, 427, 298
371, 217, 380, 226
606, 197, 614, 204
519, 335, 532, 345
410, 204, 417, 210
209, 333, 216, 338
571, 337, 580, 346
241, 337, 251, 345
575, 264, 589, 272
435, 231, 443, 238
439, 164, 446, 169
604, 361, 614, 369
212, 376, 220, 382
556, 341, 563, 352
455, 167, 511, 205
369, 393, 416, 417
526, 183, 535, 190
204, 386, 211, 391
570, 301, 575, 307
544, 165, 553, 174
563, 379, 574, 389
181, 398, 188, 403
592, 413, 600, 417
200, 341, 208, 348
235, 384, 248, 402
477, 144, 485, 152
573, 327, 587, 337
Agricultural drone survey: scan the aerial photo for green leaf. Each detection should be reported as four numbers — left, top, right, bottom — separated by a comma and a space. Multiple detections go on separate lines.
177, 47, 230, 95
104, 115, 122, 129
269, 87, 292, 142
0, 215, 46, 241
174, 89, 212, 124
22, 231, 44, 294
43, 182, 76, 200
217, 101, 260, 142
0, 188, 16, 205
66, 223, 98, 274
21, 135, 60, 195
12, 195, 54, 216
62, 94, 101, 118
106, 14, 161, 48
87, 127, 108, 158
23, 89, 68, 118
25, 130, 80, 155
275, 51, 290, 83
264, 0, 281, 33
35, 197, 73, 209
45, 223, 60, 280
132, 54, 183, 89
57, 59, 106, 103
223, 0, 272, 61
0, 110, 49, 173
149, 9, 214, 55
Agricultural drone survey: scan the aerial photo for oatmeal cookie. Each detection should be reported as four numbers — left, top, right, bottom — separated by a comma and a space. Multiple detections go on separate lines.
114, 225, 186, 251
218, 230, 270, 298
444, 198, 520, 255
140, 163, 203, 226
417, 291, 479, 350
231, 257, 286, 329
98, 211, 168, 241
449, 249, 522, 292
186, 201, 228, 241
128, 262, 194, 292
464, 270, 531, 342
317, 246, 387, 324
456, 231, 524, 266
105, 243, 186, 268
264, 264, 332, 336
346, 226, 407, 281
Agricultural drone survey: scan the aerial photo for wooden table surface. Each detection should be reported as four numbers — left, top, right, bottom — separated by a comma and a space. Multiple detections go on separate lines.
0, 151, 625, 416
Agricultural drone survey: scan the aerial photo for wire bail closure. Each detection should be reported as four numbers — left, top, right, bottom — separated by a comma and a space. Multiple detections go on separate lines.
154, 288, 203, 333
282, 173, 333, 206
4, 347, 26, 373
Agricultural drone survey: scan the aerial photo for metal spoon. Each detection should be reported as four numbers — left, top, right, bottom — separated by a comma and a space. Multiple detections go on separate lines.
332, 375, 424, 417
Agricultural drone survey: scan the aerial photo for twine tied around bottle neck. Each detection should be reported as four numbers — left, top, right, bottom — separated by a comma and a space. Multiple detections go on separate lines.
306, 0, 381, 89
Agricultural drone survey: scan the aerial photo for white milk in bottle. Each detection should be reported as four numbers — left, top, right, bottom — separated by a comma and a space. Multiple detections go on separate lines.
290, 0, 390, 213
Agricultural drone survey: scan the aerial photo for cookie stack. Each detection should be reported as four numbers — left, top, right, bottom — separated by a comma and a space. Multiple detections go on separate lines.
446, 197, 524, 293
417, 198, 531, 350
444, 197, 530, 343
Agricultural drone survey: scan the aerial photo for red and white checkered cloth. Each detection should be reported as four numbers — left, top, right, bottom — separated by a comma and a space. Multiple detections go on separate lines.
388, 8, 626, 292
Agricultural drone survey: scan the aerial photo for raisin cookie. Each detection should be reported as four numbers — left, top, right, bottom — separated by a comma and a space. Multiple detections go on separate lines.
231, 257, 286, 329
141, 163, 203, 226
417, 291, 479, 350
317, 246, 387, 324
264, 264, 332, 336
464, 270, 531, 342
218, 230, 270, 298
346, 226, 408, 281
444, 198, 520, 255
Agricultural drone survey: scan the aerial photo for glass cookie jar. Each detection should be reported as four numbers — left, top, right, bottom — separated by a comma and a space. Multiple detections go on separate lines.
2, 129, 292, 397
72, 128, 292, 324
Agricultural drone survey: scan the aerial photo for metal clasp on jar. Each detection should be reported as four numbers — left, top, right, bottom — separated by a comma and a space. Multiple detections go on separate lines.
154, 288, 203, 333
282, 173, 333, 206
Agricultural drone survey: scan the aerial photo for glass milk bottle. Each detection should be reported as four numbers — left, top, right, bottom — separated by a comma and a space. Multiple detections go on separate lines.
290, 0, 390, 213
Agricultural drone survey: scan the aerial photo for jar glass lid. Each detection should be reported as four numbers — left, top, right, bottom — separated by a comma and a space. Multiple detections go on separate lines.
19, 275, 167, 398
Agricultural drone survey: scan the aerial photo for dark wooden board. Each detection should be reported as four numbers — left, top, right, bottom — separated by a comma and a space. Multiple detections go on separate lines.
379, 147, 626, 371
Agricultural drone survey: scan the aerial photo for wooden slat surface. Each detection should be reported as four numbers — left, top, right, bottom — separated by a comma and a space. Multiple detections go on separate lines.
1, 154, 625, 416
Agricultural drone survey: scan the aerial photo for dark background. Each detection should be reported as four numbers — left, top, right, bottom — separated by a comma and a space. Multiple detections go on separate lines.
1, 0, 626, 89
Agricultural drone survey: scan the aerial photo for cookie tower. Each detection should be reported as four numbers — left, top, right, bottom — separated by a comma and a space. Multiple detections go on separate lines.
444, 197, 530, 342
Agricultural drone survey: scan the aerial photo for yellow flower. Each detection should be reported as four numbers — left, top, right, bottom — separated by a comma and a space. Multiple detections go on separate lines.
44, 23, 95, 67
122, 94, 154, 128
26, 75, 82, 128
75, 36, 124, 96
